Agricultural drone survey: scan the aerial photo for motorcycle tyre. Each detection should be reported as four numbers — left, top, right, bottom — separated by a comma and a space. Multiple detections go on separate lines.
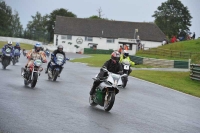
12, 58, 16, 65
89, 95, 97, 106
122, 77, 128, 88
24, 79, 28, 86
31, 73, 38, 88
53, 70, 59, 81
104, 92, 115, 112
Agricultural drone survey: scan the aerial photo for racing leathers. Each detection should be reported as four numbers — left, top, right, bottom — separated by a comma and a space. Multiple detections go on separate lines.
1, 44, 14, 60
46, 49, 66, 75
25, 49, 47, 68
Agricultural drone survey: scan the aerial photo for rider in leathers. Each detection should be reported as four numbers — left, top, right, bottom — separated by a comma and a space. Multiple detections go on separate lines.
25, 43, 47, 69
45, 45, 66, 77
89, 51, 123, 96
119, 50, 135, 75
1, 41, 14, 60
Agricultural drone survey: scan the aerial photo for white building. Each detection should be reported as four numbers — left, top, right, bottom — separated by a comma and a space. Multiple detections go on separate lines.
54, 16, 166, 55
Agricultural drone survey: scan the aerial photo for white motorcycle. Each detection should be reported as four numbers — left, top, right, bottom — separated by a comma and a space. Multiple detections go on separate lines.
89, 68, 127, 112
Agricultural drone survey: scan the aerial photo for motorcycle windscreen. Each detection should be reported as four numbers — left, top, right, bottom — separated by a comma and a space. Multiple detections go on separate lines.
107, 73, 121, 86
56, 53, 64, 65
34, 59, 42, 67
5, 48, 11, 56
14, 49, 20, 56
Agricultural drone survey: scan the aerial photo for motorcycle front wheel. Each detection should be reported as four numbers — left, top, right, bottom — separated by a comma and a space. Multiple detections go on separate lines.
104, 92, 115, 112
31, 73, 38, 88
122, 77, 128, 88
12, 58, 16, 65
89, 95, 97, 106
53, 70, 59, 81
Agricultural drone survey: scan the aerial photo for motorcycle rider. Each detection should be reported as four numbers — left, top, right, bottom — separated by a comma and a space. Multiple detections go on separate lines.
89, 51, 123, 96
14, 42, 21, 58
23, 43, 47, 75
1, 41, 14, 60
119, 50, 135, 75
45, 45, 66, 77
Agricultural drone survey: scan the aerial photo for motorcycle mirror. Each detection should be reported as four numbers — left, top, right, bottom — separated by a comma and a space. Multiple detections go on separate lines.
65, 58, 70, 61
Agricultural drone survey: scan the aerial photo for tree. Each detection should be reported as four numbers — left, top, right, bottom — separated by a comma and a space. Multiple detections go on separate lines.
152, 0, 192, 38
26, 12, 49, 41
88, 15, 102, 19
47, 8, 77, 42
0, 1, 12, 36
11, 10, 23, 37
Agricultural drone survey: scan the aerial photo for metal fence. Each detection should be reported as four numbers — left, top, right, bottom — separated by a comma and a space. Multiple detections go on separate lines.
190, 64, 200, 81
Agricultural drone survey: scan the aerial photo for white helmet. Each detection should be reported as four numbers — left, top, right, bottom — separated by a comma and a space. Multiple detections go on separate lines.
8, 41, 12, 45
123, 50, 129, 57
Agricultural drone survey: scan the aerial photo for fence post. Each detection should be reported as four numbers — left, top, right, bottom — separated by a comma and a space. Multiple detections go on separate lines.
188, 59, 191, 70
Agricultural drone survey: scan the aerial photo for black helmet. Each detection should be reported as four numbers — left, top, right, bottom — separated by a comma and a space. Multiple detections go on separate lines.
111, 51, 120, 63
123, 50, 129, 58
57, 45, 63, 52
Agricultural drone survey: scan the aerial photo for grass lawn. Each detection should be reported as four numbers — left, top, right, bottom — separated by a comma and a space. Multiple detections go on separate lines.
0, 41, 33, 50
136, 39, 200, 63
71, 54, 200, 98
131, 70, 200, 98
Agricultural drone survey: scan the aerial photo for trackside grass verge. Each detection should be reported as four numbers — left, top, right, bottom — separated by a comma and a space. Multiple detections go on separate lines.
0, 41, 33, 50
130, 70, 200, 98
71, 54, 200, 98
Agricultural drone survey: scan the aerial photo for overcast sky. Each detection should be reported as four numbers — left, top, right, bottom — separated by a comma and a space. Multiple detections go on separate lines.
4, 0, 200, 38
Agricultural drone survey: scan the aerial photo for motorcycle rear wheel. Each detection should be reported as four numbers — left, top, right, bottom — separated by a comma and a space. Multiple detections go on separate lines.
104, 92, 115, 112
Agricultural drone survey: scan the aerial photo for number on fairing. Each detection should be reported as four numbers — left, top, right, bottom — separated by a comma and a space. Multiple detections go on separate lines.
124, 65, 129, 70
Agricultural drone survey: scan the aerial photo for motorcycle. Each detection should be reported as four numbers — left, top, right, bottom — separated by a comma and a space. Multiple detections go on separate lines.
89, 68, 127, 112
0, 49, 2, 62
21, 59, 43, 88
121, 58, 131, 88
46, 53, 69, 81
1, 47, 13, 69
45, 49, 50, 58
12, 49, 20, 65
23, 50, 27, 57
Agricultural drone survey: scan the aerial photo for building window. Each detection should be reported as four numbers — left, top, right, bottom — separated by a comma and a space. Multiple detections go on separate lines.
67, 35, 72, 40
107, 38, 115, 43
61, 35, 72, 40
85, 36, 93, 41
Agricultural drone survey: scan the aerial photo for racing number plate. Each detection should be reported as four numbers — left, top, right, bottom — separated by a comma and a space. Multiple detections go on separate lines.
124, 65, 129, 70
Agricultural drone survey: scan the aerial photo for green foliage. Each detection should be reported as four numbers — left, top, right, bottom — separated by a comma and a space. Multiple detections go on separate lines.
11, 10, 23, 37
47, 8, 77, 42
0, 1, 12, 36
137, 39, 200, 63
88, 15, 102, 19
152, 0, 192, 38
25, 12, 50, 42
